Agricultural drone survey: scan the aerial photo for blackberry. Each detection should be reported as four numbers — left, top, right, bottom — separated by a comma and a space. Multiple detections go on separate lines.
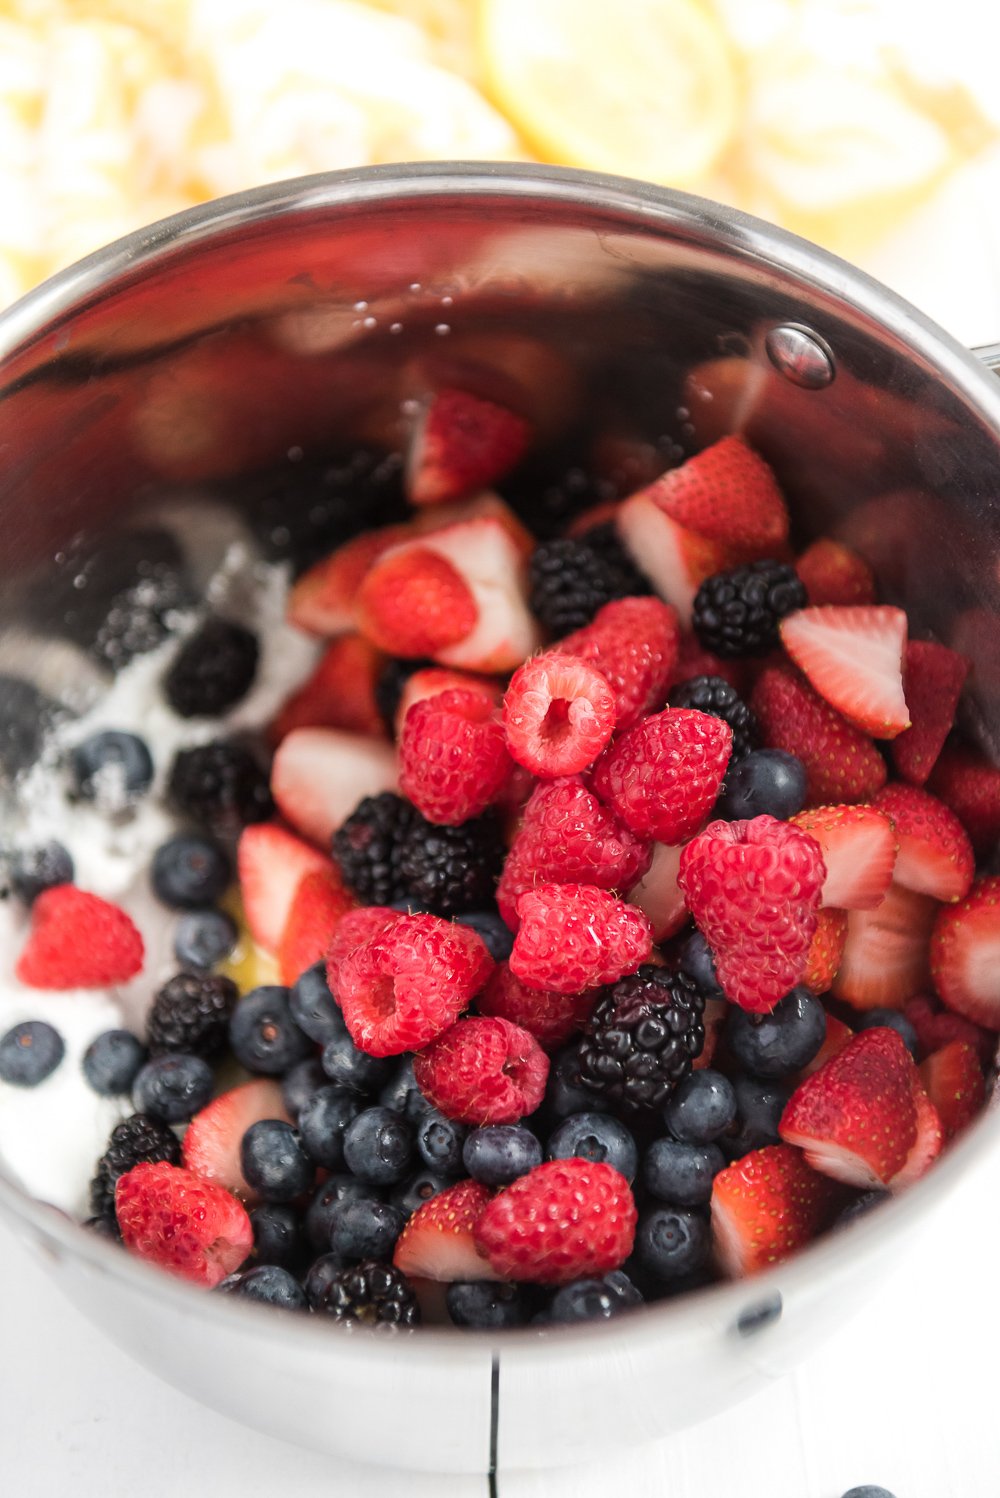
668, 676, 758, 760
89, 1112, 181, 1219
333, 792, 417, 904
691, 560, 806, 658
576, 966, 706, 1111
528, 526, 650, 636
313, 1259, 420, 1329
397, 813, 505, 915
373, 657, 433, 736
164, 617, 259, 718
167, 740, 274, 836
146, 972, 239, 1059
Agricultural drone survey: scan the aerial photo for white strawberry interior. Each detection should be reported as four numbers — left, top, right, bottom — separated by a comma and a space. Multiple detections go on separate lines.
418, 517, 541, 672
626, 841, 686, 941
709, 1197, 750, 1279
271, 727, 397, 847
818, 815, 897, 909
947, 919, 1000, 1025
782, 1129, 887, 1190
615, 493, 719, 626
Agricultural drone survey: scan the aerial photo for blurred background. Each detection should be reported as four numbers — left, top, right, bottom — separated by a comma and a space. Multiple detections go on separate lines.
3, 0, 1000, 341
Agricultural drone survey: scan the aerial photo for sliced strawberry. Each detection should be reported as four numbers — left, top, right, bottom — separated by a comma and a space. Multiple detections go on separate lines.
693, 996, 728, 1071
356, 544, 478, 657
918, 1041, 986, 1141
278, 867, 356, 986
270, 634, 386, 744
874, 784, 974, 904
415, 516, 542, 673
930, 875, 1000, 1028
891, 641, 967, 786
15, 885, 144, 989
711, 1144, 841, 1277
288, 525, 410, 636
270, 727, 397, 847
796, 538, 875, 608
182, 1079, 291, 1202
393, 1179, 501, 1281
395, 666, 502, 736
801, 906, 848, 993
798, 1012, 854, 1079
791, 804, 897, 911
411, 491, 535, 558
779, 1028, 918, 1188
236, 821, 335, 954
831, 882, 936, 1011
626, 841, 688, 943
902, 993, 995, 1066
889, 1077, 943, 1189
779, 605, 909, 738
406, 388, 531, 506
640, 436, 789, 552
751, 663, 888, 805
616, 491, 739, 626
928, 743, 1000, 857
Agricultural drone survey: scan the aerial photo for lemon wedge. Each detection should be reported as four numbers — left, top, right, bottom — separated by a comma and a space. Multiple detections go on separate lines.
478, 0, 739, 186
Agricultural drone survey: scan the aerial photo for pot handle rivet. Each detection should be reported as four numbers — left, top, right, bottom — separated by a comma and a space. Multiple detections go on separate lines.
765, 324, 836, 389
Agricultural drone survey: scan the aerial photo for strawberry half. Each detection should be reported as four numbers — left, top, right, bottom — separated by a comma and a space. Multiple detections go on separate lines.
288, 524, 410, 637
406, 388, 531, 507
182, 1079, 291, 1201
751, 663, 888, 805
640, 435, 790, 552
779, 604, 909, 738
798, 1012, 854, 1079
795, 538, 875, 608
15, 885, 144, 989
393, 1179, 500, 1281
711, 1144, 840, 1277
237, 821, 337, 954
616, 491, 739, 627
930, 875, 1000, 1027
414, 516, 542, 674
271, 634, 386, 744
874, 784, 974, 904
790, 803, 897, 911
832, 881, 936, 1011
928, 743, 1000, 857
918, 1041, 986, 1141
891, 640, 967, 786
801, 906, 848, 993
277, 867, 356, 986
270, 726, 397, 847
357, 544, 479, 657
779, 1028, 919, 1189
889, 1077, 942, 1189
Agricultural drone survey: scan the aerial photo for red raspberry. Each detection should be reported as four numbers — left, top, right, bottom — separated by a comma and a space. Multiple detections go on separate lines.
903, 993, 996, 1066
559, 597, 680, 730
473, 1159, 637, 1284
398, 688, 512, 825
476, 962, 598, 1049
590, 707, 732, 844
115, 1161, 252, 1288
325, 905, 401, 992
750, 663, 887, 805
357, 545, 478, 656
510, 883, 653, 994
413, 1016, 549, 1124
496, 776, 652, 929
503, 651, 616, 777
678, 816, 826, 1014
336, 913, 493, 1057
16, 885, 144, 989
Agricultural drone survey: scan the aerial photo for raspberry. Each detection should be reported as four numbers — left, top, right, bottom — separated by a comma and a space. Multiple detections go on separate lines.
509, 883, 653, 995
527, 529, 651, 637
89, 1113, 182, 1221
396, 813, 505, 916
667, 675, 758, 761
750, 664, 887, 805
692, 559, 806, 658
496, 776, 652, 929
325, 905, 401, 992
335, 913, 494, 1057
503, 652, 616, 777
167, 740, 273, 837
473, 1159, 637, 1284
146, 972, 239, 1059
590, 707, 732, 844
333, 792, 417, 905
413, 1016, 549, 1124
115, 1161, 253, 1288
15, 885, 144, 989
576, 966, 706, 1109
399, 688, 511, 824
678, 816, 826, 1014
559, 596, 680, 730
357, 546, 478, 656
476, 962, 598, 1049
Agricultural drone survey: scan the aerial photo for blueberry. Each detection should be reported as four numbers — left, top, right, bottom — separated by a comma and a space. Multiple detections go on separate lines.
173, 908, 238, 971
671, 929, 723, 997
221, 1263, 306, 1310
463, 1124, 542, 1186
834, 1190, 889, 1230
70, 730, 154, 808
9, 841, 74, 904
446, 1281, 529, 1329
342, 1106, 414, 1186
229, 986, 313, 1075
636, 1207, 711, 1283
664, 1070, 737, 1143
643, 1138, 725, 1206
132, 1053, 213, 1122
305, 1252, 346, 1308
82, 1030, 147, 1096
546, 1113, 637, 1182
723, 1076, 790, 1159
416, 1110, 468, 1175
249, 1203, 303, 1268
240, 1119, 314, 1202
0, 1021, 64, 1086
289, 961, 346, 1044
549, 1271, 644, 1323
726, 987, 826, 1079
390, 1169, 451, 1218
281, 1058, 328, 1121
715, 748, 807, 821
857, 1009, 919, 1058
379, 1055, 432, 1121
151, 834, 230, 911
297, 1087, 361, 1169
305, 1175, 381, 1253
321, 1030, 392, 1095
453, 910, 514, 963
543, 1044, 613, 1121
841, 1489, 897, 1498
328, 1197, 405, 1261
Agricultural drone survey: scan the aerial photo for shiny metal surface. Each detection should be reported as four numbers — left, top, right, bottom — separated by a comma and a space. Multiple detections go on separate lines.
2, 163, 1000, 1472
764, 322, 836, 388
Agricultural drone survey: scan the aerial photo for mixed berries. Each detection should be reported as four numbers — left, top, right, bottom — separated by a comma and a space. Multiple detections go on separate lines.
3, 398, 999, 1337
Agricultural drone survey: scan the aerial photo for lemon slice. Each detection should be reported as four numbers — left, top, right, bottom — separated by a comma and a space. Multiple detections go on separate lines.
479, 0, 738, 185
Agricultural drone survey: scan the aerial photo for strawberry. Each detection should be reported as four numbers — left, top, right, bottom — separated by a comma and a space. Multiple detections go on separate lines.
928, 743, 1000, 857
277, 867, 356, 986
182, 1079, 291, 1201
711, 1144, 840, 1277
798, 1012, 854, 1078
673, 631, 746, 693
116, 1161, 252, 1287
15, 885, 144, 989
559, 596, 681, 731
510, 884, 653, 995
412, 491, 536, 558
641, 436, 789, 552
902, 993, 995, 1066
406, 388, 531, 506
288, 525, 410, 636
801, 906, 848, 993
413, 516, 541, 674
918, 1041, 986, 1141
616, 492, 739, 626
889, 1077, 943, 1188
891, 640, 967, 785
356, 544, 478, 657
270, 634, 386, 744
236, 821, 335, 954
832, 881, 936, 1011
625, 841, 688, 943
395, 666, 502, 737
751, 663, 888, 805
779, 1028, 918, 1188
930, 875, 1000, 1028
790, 803, 896, 912
399, 687, 512, 824
693, 996, 728, 1071
473, 1159, 637, 1284
795, 538, 875, 608
270, 726, 397, 847
503, 652, 616, 777
414, 1016, 549, 1124
779, 605, 909, 738
873, 784, 974, 903
476, 962, 597, 1050
392, 1179, 500, 1281
591, 707, 732, 844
